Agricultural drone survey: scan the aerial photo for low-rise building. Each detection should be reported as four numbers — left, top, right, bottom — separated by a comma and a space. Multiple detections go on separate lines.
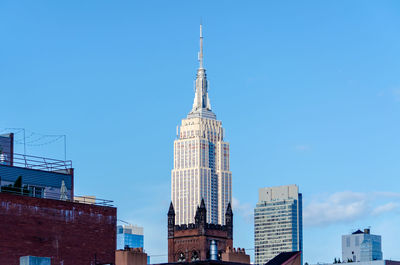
117, 224, 144, 250
342, 228, 382, 262
116, 247, 148, 265
0, 138, 116, 265
312, 260, 400, 265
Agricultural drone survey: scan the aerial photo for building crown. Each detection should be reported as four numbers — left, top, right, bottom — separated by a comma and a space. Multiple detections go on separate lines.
188, 25, 216, 120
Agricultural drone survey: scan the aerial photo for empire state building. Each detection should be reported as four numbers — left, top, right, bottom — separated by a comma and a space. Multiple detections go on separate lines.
171, 25, 232, 225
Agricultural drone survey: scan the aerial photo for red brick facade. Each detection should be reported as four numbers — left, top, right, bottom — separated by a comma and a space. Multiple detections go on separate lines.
0, 192, 116, 265
168, 200, 233, 263
221, 247, 250, 264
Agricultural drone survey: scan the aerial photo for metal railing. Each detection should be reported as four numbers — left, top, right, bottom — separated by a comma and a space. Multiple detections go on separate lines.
73, 195, 114, 207
0, 188, 113, 206
0, 152, 72, 173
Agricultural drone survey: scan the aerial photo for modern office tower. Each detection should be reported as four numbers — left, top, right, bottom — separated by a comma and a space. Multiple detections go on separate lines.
254, 185, 303, 265
342, 228, 382, 262
117, 224, 144, 250
171, 25, 232, 225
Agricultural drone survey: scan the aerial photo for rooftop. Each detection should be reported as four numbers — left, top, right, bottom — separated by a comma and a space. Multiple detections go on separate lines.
1, 152, 72, 174
265, 252, 301, 265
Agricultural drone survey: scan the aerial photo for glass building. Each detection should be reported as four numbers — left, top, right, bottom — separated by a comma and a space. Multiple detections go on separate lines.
342, 228, 382, 262
171, 25, 232, 225
254, 185, 303, 265
117, 224, 144, 250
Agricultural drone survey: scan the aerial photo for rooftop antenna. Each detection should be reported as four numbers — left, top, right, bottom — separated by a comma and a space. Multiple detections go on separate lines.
198, 24, 204, 69
117, 219, 132, 225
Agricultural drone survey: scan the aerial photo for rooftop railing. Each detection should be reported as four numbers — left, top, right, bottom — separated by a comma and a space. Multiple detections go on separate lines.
0, 188, 114, 207
0, 152, 72, 173
73, 195, 114, 207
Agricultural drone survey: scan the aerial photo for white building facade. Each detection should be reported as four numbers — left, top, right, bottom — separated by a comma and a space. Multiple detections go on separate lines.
171, 25, 232, 225
342, 228, 382, 262
254, 185, 303, 265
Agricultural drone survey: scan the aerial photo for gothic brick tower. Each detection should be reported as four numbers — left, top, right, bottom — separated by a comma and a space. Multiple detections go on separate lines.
167, 199, 233, 263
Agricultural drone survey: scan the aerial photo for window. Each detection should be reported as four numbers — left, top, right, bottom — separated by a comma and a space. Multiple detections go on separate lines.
28, 186, 44, 198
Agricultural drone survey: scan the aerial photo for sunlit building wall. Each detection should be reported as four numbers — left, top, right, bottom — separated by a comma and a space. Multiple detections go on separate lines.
171, 25, 232, 225
254, 185, 303, 265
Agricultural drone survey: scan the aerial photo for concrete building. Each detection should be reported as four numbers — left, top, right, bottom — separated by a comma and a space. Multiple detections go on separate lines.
117, 224, 144, 250
342, 228, 382, 262
171, 25, 232, 225
311, 260, 400, 265
254, 185, 303, 265
115, 247, 148, 265
74, 195, 96, 204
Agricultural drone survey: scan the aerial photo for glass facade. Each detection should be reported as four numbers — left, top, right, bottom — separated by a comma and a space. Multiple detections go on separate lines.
254, 185, 302, 265
0, 165, 73, 200
342, 230, 382, 262
116, 225, 144, 250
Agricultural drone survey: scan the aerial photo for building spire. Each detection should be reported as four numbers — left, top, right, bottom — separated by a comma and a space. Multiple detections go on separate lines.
189, 24, 215, 118
199, 24, 204, 69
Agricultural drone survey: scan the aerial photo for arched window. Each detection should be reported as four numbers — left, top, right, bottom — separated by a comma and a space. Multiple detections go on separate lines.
218, 251, 223, 261
191, 250, 199, 261
178, 252, 186, 262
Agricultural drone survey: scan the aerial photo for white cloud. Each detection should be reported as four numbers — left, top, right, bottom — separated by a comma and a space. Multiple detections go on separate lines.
232, 197, 254, 223
304, 191, 400, 227
371, 202, 399, 216
304, 191, 368, 227
373, 191, 400, 198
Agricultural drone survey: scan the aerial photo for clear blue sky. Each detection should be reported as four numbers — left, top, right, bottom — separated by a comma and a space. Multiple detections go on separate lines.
1, 0, 400, 263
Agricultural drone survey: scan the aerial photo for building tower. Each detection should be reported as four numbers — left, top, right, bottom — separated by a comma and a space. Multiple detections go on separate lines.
167, 199, 234, 262
171, 25, 232, 225
254, 185, 303, 265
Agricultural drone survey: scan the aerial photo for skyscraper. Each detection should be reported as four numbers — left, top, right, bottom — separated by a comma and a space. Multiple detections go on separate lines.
254, 185, 303, 265
171, 25, 232, 225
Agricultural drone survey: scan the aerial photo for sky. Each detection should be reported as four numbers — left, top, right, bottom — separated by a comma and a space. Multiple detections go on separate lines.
1, 0, 400, 263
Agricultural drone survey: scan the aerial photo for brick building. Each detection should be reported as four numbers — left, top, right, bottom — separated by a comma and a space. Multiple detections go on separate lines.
0, 141, 116, 265
168, 199, 234, 263
0, 192, 116, 265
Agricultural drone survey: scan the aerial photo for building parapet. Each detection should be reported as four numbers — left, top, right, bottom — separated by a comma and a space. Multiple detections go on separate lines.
174, 223, 227, 231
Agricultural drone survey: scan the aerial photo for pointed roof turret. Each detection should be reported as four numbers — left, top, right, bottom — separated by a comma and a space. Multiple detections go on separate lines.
168, 202, 175, 215
188, 24, 216, 120
200, 198, 206, 209
226, 202, 232, 215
